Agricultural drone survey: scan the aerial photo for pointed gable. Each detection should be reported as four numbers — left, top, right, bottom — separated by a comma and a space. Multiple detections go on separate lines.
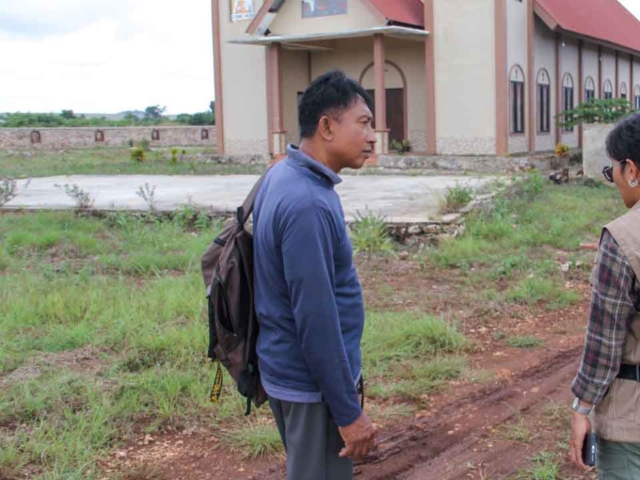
247, 0, 424, 36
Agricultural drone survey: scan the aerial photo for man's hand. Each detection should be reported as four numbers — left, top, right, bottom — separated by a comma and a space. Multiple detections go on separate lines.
569, 410, 592, 471
338, 413, 376, 460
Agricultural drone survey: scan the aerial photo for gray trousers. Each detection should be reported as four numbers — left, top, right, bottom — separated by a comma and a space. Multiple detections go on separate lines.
269, 397, 353, 480
598, 438, 640, 480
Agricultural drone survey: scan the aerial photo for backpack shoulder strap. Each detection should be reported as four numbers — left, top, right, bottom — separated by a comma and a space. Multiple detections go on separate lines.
237, 168, 271, 225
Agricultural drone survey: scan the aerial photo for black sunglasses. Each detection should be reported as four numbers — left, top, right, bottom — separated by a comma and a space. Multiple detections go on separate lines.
602, 166, 614, 183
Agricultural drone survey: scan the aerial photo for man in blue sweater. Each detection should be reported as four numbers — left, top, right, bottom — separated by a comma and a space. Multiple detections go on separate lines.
253, 70, 377, 479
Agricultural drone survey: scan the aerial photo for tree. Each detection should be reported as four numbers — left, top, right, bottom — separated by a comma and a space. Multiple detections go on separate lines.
176, 113, 193, 125
556, 98, 638, 129
209, 100, 215, 113
144, 105, 166, 120
124, 112, 139, 123
189, 112, 214, 125
60, 109, 76, 119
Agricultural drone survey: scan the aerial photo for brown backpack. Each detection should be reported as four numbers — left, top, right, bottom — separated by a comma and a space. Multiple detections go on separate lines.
201, 173, 269, 415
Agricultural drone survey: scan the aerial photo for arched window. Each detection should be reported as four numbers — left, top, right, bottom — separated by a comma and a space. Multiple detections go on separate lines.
30, 130, 41, 144
585, 77, 596, 103
620, 82, 628, 100
562, 73, 575, 132
537, 69, 551, 133
151, 129, 160, 141
604, 80, 613, 100
509, 65, 525, 134
201, 129, 209, 140
95, 130, 105, 142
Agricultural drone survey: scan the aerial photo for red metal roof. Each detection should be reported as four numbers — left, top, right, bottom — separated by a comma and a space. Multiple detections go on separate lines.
367, 0, 424, 28
535, 0, 640, 54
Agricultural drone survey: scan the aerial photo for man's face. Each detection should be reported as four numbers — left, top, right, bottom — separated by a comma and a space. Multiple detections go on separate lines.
325, 97, 376, 171
612, 158, 640, 208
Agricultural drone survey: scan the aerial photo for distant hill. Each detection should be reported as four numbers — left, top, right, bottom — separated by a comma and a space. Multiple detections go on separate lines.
0, 111, 177, 121
80, 111, 177, 120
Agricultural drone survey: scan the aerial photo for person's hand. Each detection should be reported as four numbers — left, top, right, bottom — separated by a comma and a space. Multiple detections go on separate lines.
338, 413, 376, 460
569, 410, 592, 471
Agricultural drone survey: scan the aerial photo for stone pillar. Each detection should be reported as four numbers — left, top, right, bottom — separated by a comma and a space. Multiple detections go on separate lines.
424, 0, 437, 155
373, 34, 389, 154
266, 42, 287, 157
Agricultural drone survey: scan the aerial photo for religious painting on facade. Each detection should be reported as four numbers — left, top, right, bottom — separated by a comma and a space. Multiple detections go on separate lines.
231, 0, 255, 22
302, 0, 348, 18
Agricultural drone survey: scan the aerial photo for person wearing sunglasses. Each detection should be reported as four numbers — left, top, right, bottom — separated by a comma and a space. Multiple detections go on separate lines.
569, 113, 640, 478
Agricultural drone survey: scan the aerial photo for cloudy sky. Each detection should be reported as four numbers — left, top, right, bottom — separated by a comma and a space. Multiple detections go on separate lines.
0, 0, 214, 115
1, 0, 640, 115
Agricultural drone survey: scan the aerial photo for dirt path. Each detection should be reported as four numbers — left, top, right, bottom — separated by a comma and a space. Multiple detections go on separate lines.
371, 347, 582, 479
102, 259, 597, 480
104, 320, 592, 480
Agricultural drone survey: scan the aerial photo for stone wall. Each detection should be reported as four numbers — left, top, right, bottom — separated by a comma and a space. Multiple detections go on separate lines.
377, 153, 571, 173
583, 124, 614, 179
0, 126, 217, 150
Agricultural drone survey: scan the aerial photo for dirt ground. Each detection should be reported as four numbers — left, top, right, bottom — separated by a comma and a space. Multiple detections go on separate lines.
101, 257, 597, 480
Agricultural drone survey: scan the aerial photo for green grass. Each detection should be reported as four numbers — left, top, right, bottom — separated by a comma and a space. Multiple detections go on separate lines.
1, 212, 463, 475
350, 211, 394, 256
367, 356, 467, 401
440, 184, 474, 214
0, 176, 627, 477
429, 172, 624, 309
505, 277, 580, 309
507, 335, 543, 349
363, 312, 467, 401
367, 402, 416, 423
514, 451, 560, 480
542, 401, 571, 429
222, 420, 283, 458
0, 148, 266, 177
500, 410, 535, 444
0, 211, 257, 478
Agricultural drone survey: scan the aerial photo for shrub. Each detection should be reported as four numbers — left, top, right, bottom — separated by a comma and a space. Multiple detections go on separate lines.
130, 147, 146, 163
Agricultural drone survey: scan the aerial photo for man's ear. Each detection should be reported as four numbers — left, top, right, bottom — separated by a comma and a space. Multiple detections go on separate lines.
626, 159, 639, 181
318, 116, 334, 141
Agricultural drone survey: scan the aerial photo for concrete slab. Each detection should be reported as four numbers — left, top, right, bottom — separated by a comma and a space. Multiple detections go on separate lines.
4, 174, 496, 223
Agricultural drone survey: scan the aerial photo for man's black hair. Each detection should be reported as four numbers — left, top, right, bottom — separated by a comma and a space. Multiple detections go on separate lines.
606, 112, 640, 170
298, 70, 373, 139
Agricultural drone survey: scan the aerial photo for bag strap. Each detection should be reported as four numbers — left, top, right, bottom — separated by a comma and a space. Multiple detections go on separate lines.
237, 168, 271, 226
357, 376, 364, 409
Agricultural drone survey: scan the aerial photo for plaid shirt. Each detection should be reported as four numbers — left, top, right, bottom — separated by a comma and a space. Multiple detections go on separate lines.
572, 229, 640, 405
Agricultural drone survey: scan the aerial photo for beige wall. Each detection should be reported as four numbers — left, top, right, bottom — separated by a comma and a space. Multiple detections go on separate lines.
309, 37, 428, 152
507, 0, 527, 69
533, 16, 556, 152
311, 38, 373, 91
433, 0, 497, 155
281, 49, 310, 145
601, 48, 616, 96
270, 0, 381, 37
583, 43, 600, 100
631, 57, 640, 100
219, 0, 269, 156
361, 39, 428, 151
560, 38, 579, 148
634, 58, 640, 105
584, 123, 614, 178
619, 54, 631, 98
507, 0, 529, 154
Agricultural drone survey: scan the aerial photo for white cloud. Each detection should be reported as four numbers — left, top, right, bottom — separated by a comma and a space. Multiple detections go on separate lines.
1, 1, 639, 115
620, 0, 640, 19
0, 0, 214, 114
